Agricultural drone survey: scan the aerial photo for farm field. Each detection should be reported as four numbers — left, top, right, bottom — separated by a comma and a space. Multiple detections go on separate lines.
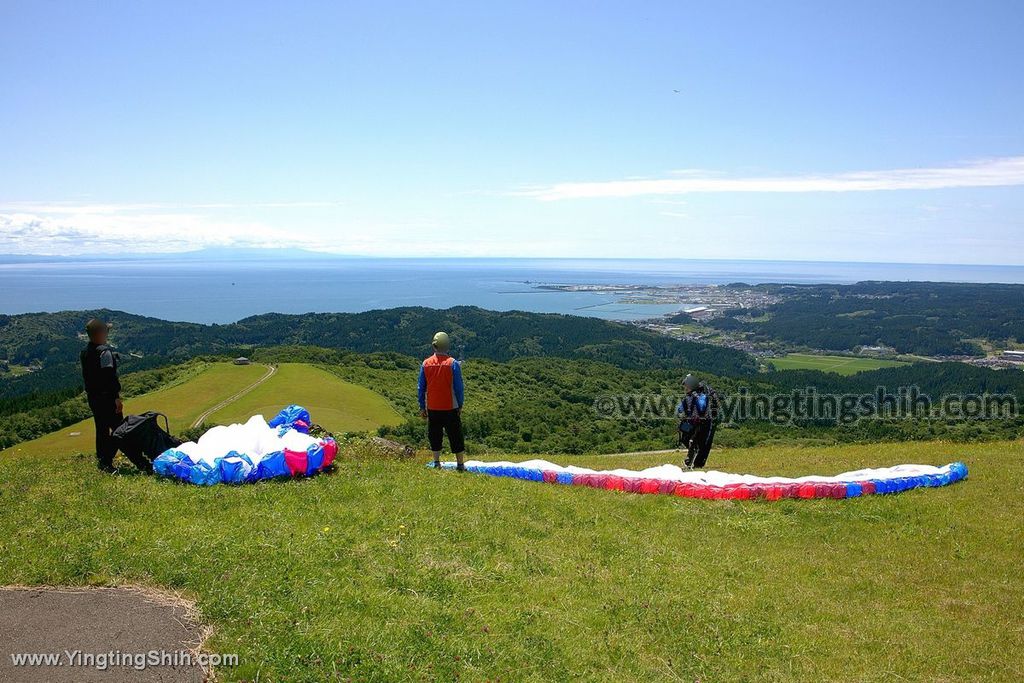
0, 364, 32, 377
769, 353, 909, 375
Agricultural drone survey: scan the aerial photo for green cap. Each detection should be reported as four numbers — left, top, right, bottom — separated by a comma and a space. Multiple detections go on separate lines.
432, 331, 451, 351
683, 373, 698, 389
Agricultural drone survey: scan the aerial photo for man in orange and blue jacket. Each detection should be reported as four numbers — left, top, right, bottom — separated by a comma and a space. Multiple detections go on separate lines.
418, 331, 466, 470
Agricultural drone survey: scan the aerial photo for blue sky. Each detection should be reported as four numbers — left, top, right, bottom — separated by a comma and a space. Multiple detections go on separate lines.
1, 0, 1022, 263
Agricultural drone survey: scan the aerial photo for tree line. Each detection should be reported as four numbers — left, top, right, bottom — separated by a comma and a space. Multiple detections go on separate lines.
3, 345, 1021, 454
0, 306, 755, 401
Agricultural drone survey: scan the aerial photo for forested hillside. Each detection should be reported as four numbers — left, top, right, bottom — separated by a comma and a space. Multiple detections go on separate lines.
4, 344, 1022, 453
244, 347, 1024, 453
764, 361, 1024, 397
0, 307, 755, 399
710, 281, 1024, 356
3, 302, 1023, 454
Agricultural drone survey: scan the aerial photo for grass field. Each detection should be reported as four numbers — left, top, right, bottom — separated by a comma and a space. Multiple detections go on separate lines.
1, 398, 1021, 682
0, 364, 32, 377
770, 353, 909, 375
3, 362, 404, 462
207, 363, 403, 433
2, 362, 268, 459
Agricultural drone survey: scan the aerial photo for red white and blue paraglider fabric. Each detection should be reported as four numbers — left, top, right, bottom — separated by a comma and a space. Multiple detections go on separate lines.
153, 405, 337, 485
432, 459, 967, 500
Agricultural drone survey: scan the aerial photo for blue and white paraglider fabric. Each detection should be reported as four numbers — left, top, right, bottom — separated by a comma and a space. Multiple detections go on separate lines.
431, 459, 968, 500
153, 405, 337, 485
268, 404, 311, 434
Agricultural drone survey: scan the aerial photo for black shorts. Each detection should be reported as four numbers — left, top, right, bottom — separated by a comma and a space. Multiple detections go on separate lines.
427, 409, 465, 453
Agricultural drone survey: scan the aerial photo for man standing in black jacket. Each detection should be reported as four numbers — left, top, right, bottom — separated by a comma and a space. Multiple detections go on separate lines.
680, 373, 719, 469
80, 318, 142, 472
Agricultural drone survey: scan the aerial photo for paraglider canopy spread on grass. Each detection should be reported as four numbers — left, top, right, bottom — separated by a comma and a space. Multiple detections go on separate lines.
153, 405, 337, 485
433, 459, 968, 500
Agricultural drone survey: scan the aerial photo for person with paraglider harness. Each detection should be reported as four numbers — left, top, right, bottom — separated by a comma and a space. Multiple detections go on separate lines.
80, 318, 145, 473
80, 317, 179, 473
418, 331, 466, 471
676, 373, 719, 469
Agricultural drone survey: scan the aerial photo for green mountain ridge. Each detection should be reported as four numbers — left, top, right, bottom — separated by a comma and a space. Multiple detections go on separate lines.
0, 306, 756, 396
3, 306, 1023, 453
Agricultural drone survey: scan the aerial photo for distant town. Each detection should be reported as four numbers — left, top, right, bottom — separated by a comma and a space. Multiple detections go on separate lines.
536, 282, 1024, 371
536, 282, 782, 317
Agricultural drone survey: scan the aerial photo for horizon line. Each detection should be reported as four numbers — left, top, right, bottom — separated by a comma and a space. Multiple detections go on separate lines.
0, 249, 1022, 269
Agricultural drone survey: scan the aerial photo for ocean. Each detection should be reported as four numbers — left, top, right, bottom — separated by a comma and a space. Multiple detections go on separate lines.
2, 256, 1022, 324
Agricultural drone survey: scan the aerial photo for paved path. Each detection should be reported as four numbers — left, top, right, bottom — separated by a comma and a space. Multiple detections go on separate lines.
191, 363, 277, 428
0, 587, 207, 682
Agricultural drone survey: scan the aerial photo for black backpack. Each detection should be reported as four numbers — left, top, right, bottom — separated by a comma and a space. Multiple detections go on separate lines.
113, 412, 181, 458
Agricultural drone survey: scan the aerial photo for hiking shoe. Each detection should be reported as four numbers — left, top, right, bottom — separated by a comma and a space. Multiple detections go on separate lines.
456, 463, 466, 472
432, 461, 442, 469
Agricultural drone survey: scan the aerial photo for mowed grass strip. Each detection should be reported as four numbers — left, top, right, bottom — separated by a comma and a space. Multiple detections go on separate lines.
1, 431, 1021, 681
207, 363, 403, 433
771, 353, 908, 375
5, 362, 268, 460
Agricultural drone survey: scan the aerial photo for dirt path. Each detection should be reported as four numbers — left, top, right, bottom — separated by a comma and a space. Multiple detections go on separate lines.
591, 448, 683, 458
191, 363, 277, 428
0, 587, 209, 682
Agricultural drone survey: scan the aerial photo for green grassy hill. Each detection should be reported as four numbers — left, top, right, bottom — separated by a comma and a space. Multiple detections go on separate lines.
1, 417, 1020, 680
207, 363, 403, 433
4, 362, 268, 459
4, 362, 403, 459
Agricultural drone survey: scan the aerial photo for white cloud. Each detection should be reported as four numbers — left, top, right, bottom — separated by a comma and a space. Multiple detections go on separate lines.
0, 200, 353, 254
0, 207, 489, 257
0, 200, 343, 214
520, 156, 1024, 201
0, 211, 300, 255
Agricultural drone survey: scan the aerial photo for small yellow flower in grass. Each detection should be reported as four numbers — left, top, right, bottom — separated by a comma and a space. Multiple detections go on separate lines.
322, 526, 331, 533
399, 524, 406, 530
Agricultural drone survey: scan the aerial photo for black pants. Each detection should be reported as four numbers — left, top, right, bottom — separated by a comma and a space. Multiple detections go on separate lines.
427, 409, 465, 454
88, 395, 151, 472
685, 420, 716, 468
678, 424, 693, 449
